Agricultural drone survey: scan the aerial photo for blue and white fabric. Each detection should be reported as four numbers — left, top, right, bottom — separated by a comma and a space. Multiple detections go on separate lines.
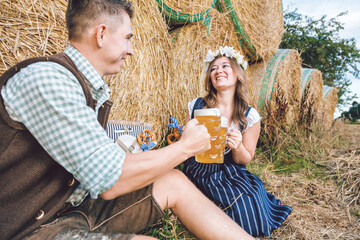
106, 120, 152, 140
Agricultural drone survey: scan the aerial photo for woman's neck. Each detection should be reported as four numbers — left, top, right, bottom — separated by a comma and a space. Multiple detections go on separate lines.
216, 90, 234, 121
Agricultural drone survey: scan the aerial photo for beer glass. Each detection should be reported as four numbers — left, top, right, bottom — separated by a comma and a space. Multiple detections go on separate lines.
194, 108, 222, 163
220, 116, 228, 159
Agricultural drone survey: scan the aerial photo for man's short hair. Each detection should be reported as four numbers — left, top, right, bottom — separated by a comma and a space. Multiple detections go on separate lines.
66, 0, 133, 40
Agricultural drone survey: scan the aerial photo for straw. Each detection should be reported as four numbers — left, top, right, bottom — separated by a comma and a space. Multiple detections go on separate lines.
105, 0, 172, 140
166, 10, 247, 124
0, 0, 68, 74
299, 68, 323, 127
215, 0, 284, 61
316, 85, 339, 129
155, 0, 216, 25
248, 49, 302, 129
0, 0, 173, 141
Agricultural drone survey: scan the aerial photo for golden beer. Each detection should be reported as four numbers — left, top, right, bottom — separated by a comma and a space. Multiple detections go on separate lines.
220, 116, 228, 160
194, 108, 222, 163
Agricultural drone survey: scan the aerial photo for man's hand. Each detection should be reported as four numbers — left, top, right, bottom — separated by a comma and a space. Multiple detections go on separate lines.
178, 118, 211, 158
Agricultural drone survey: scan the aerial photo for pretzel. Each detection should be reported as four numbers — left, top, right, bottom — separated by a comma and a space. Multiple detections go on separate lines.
137, 129, 157, 150
167, 128, 181, 145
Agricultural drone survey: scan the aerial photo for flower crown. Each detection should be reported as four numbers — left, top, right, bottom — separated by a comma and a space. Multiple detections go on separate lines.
204, 46, 248, 72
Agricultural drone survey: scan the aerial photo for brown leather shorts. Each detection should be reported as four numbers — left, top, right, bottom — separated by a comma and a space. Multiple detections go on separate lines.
24, 184, 164, 240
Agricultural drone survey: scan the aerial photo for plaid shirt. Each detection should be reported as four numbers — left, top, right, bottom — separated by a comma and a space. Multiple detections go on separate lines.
1, 46, 125, 206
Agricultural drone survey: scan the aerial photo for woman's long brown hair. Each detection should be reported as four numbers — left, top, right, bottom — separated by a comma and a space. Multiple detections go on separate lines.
203, 57, 249, 131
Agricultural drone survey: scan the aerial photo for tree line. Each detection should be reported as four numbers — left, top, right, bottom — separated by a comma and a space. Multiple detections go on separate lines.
280, 8, 360, 111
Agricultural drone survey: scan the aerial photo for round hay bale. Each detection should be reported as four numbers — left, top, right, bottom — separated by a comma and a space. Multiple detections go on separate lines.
105, 0, 172, 141
299, 68, 323, 127
215, 0, 284, 61
316, 85, 338, 129
0, 0, 68, 74
156, 0, 216, 25
248, 49, 302, 129
167, 10, 248, 123
0, 0, 172, 141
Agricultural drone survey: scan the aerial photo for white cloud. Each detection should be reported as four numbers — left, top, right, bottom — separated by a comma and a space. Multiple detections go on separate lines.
338, 10, 360, 39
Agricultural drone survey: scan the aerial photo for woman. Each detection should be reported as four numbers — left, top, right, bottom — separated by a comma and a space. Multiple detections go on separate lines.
182, 46, 292, 237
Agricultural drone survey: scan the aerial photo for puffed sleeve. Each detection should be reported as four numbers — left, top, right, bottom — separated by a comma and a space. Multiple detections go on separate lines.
243, 107, 262, 132
187, 98, 199, 119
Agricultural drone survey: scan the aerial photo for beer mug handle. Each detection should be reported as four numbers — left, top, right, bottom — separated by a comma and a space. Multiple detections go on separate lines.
224, 146, 231, 155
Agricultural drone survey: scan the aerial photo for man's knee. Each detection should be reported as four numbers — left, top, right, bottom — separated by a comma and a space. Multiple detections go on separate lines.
153, 169, 194, 208
161, 169, 192, 189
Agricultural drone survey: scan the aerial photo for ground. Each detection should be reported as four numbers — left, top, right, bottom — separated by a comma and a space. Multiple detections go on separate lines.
258, 123, 360, 239
147, 122, 360, 239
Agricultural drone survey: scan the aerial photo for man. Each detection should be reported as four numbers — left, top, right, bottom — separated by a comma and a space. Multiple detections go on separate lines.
0, 0, 253, 239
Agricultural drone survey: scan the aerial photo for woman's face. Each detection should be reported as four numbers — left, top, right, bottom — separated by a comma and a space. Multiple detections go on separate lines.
210, 56, 238, 91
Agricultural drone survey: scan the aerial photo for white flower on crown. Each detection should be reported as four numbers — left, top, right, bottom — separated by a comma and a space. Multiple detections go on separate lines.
204, 46, 248, 72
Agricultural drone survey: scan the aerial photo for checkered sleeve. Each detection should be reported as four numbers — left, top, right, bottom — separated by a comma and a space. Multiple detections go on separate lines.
2, 62, 124, 199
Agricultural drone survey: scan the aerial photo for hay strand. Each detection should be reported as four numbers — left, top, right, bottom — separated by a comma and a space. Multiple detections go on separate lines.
316, 85, 338, 129
156, 0, 216, 25
0, 0, 68, 74
166, 10, 247, 124
216, 0, 284, 61
0, 0, 173, 140
248, 49, 302, 129
105, 0, 172, 140
299, 68, 323, 127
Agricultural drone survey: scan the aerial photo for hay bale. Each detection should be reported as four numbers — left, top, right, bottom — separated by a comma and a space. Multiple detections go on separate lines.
105, 0, 172, 140
248, 49, 302, 129
316, 85, 338, 129
167, 10, 248, 124
299, 68, 323, 127
0, 0, 172, 140
156, 0, 216, 25
0, 0, 68, 74
215, 0, 284, 61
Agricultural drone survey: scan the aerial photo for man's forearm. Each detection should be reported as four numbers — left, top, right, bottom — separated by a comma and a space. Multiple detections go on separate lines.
100, 140, 189, 199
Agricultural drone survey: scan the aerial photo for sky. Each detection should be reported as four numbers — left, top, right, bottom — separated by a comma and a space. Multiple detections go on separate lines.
282, 0, 360, 117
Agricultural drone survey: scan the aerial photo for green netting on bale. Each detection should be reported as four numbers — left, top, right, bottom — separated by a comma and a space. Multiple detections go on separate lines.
323, 85, 334, 100
215, 0, 225, 12
320, 85, 338, 128
300, 68, 316, 95
156, 0, 216, 25
258, 49, 290, 110
215, 0, 257, 60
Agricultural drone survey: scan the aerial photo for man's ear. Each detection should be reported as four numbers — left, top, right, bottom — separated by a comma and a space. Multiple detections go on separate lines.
96, 24, 107, 48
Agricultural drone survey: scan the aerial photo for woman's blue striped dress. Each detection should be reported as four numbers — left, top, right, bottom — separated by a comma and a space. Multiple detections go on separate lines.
183, 98, 292, 237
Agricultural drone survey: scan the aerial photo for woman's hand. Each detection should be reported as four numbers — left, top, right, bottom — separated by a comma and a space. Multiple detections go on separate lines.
227, 122, 261, 165
227, 128, 242, 151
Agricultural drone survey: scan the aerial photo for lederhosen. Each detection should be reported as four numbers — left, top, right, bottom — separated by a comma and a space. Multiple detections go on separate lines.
0, 53, 112, 240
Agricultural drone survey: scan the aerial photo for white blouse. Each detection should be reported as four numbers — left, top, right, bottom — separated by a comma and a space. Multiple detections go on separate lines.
188, 98, 262, 133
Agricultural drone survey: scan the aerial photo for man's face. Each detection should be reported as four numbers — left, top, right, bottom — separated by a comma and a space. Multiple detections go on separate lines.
102, 13, 134, 75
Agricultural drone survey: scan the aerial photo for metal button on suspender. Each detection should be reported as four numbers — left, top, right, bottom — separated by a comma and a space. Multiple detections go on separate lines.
35, 210, 45, 220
